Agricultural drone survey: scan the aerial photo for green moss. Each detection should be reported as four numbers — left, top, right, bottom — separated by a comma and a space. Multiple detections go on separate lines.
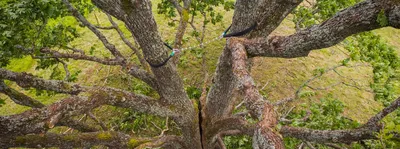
97, 132, 112, 140
15, 136, 26, 144
62, 83, 72, 91
182, 9, 190, 22
15, 134, 49, 145
377, 9, 388, 27
192, 99, 199, 114
63, 135, 75, 141
169, 105, 177, 111
127, 139, 150, 148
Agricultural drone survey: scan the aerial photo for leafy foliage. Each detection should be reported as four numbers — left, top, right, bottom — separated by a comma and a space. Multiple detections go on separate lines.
0, 0, 93, 67
292, 0, 360, 28
346, 33, 400, 106
284, 96, 360, 148
185, 86, 202, 99
0, 98, 5, 107
287, 97, 360, 129
292, 0, 400, 147
224, 135, 252, 149
377, 9, 388, 27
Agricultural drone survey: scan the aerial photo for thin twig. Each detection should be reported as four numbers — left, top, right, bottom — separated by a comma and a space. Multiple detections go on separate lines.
87, 111, 108, 131
55, 58, 70, 81
305, 142, 316, 149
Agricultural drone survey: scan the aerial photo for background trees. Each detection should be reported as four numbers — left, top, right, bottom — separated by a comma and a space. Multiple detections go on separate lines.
1, 0, 400, 148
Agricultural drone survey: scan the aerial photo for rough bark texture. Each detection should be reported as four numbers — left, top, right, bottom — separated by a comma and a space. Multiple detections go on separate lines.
244, 0, 400, 58
229, 40, 284, 149
1, 131, 131, 148
0, 68, 85, 95
280, 126, 376, 144
91, 0, 201, 148
0, 80, 45, 108
281, 97, 400, 144
3, 0, 400, 148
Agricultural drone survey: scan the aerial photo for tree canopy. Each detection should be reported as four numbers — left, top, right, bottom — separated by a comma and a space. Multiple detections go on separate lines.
1, 0, 400, 148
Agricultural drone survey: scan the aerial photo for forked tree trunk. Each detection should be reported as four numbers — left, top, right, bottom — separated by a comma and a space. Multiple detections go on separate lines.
2, 0, 400, 148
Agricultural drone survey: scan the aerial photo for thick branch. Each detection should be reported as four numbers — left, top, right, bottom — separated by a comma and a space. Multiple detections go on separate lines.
0, 87, 177, 137
93, 0, 201, 148
57, 118, 99, 132
0, 80, 45, 108
207, 117, 254, 138
366, 96, 400, 127
229, 40, 284, 149
281, 96, 400, 143
244, 0, 400, 58
203, 0, 302, 138
251, 0, 303, 37
0, 68, 85, 95
1, 131, 130, 148
0, 80, 98, 132
280, 126, 375, 144
0, 96, 92, 137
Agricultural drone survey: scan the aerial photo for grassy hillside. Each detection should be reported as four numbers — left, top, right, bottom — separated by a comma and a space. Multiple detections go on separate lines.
4, 1, 400, 125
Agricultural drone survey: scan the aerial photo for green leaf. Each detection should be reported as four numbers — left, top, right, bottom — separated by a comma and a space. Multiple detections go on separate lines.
377, 9, 389, 27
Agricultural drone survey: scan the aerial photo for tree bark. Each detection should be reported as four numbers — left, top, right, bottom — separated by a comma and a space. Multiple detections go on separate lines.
91, 0, 201, 148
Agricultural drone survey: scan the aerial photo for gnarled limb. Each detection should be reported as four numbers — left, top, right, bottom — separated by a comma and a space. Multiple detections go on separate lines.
0, 80, 45, 108
229, 40, 284, 149
0, 68, 85, 95
1, 131, 130, 148
0, 96, 91, 137
0, 79, 98, 132
244, 0, 400, 58
0, 87, 177, 137
57, 118, 99, 133
203, 116, 255, 148
281, 96, 400, 144
203, 0, 302, 133
280, 126, 376, 144
2, 131, 183, 149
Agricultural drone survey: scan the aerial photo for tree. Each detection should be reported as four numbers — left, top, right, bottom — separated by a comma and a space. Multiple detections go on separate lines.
1, 0, 400, 148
